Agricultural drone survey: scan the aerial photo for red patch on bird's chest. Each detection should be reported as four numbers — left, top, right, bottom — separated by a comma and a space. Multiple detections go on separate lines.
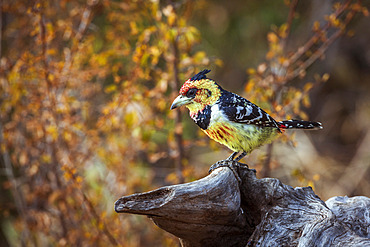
205, 125, 233, 141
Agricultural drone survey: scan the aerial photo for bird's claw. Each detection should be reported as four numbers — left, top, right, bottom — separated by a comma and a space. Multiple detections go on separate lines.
209, 160, 233, 173
208, 160, 249, 173
208, 160, 249, 184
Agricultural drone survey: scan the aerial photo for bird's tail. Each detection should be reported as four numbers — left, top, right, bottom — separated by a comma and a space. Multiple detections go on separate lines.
278, 120, 323, 130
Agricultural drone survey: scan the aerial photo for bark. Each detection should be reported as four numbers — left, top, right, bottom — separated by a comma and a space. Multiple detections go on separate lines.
115, 163, 370, 247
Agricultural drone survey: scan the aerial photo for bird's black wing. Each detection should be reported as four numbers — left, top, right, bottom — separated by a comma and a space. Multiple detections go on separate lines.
218, 92, 281, 130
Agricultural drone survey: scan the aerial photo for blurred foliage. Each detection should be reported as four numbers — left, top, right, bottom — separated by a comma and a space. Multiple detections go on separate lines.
0, 0, 368, 246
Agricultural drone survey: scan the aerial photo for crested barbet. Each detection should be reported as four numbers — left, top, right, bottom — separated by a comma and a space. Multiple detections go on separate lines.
170, 69, 322, 167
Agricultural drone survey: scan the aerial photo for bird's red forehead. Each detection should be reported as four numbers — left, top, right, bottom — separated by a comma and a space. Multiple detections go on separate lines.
179, 79, 194, 95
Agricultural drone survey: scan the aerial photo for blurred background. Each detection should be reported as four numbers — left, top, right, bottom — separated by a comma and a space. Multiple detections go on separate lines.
0, 0, 369, 246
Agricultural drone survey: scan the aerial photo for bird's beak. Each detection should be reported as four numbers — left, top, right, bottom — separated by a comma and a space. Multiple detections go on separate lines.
170, 95, 192, 110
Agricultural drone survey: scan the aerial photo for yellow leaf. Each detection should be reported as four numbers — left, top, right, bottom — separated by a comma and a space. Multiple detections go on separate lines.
75, 176, 83, 184
47, 73, 55, 81
267, 32, 278, 43
165, 172, 178, 184
266, 51, 275, 60
247, 68, 256, 75
41, 154, 52, 164
63, 131, 72, 141
63, 172, 72, 182
347, 30, 355, 37
46, 125, 58, 140
104, 84, 117, 93
312, 21, 320, 31
129, 21, 138, 35
245, 80, 255, 93
299, 111, 308, 120
279, 24, 288, 38
275, 104, 282, 112
327, 14, 340, 27
278, 56, 288, 66
47, 49, 57, 55
168, 12, 176, 26
102, 107, 110, 115
322, 73, 330, 82
96, 54, 107, 66
333, 2, 342, 10
124, 112, 137, 127
194, 51, 206, 62
302, 95, 311, 108
303, 82, 314, 92
61, 164, 68, 172
351, 3, 362, 11
362, 7, 369, 16
313, 174, 320, 181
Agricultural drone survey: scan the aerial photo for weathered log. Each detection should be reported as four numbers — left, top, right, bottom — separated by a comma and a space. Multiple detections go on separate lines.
115, 163, 370, 246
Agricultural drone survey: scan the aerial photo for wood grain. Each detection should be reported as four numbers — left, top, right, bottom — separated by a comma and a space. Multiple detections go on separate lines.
115, 163, 370, 246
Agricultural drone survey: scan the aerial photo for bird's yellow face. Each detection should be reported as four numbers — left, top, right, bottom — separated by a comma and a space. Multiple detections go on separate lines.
170, 78, 221, 115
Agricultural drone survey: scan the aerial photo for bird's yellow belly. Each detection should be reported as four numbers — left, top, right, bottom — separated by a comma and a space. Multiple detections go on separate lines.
203, 122, 279, 153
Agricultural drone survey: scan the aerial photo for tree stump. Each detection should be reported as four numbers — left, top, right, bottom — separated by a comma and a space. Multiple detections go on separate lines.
115, 163, 370, 246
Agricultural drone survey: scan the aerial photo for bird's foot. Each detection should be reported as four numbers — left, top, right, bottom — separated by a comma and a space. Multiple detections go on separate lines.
209, 160, 248, 184
208, 160, 249, 173
209, 160, 235, 173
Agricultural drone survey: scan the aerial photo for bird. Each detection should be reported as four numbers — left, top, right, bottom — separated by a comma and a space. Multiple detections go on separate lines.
170, 69, 323, 171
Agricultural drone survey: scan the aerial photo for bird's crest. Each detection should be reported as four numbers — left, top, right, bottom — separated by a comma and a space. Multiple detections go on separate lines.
190, 69, 211, 81
180, 69, 215, 96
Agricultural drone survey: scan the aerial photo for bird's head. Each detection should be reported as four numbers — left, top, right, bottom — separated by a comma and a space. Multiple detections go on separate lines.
170, 69, 222, 114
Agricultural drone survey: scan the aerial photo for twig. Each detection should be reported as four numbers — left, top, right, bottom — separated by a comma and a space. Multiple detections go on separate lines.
286, 28, 341, 81
61, 1, 97, 87
288, 0, 352, 65
281, 0, 298, 53
286, 0, 356, 82
261, 143, 273, 178
39, 12, 52, 89
0, 122, 31, 247
38, 3, 119, 244
81, 190, 121, 246
172, 36, 185, 184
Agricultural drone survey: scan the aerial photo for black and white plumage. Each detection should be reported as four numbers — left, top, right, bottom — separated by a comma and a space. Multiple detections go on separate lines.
217, 90, 282, 130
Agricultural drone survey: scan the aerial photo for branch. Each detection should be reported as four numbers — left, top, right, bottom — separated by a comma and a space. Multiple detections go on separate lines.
280, 0, 298, 53
287, 0, 352, 66
115, 163, 370, 246
0, 122, 31, 246
171, 35, 185, 183
61, 0, 98, 86
116, 167, 245, 247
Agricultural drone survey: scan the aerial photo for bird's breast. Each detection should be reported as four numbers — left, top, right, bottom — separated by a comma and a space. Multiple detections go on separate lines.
203, 104, 237, 143
204, 120, 279, 153
203, 123, 235, 142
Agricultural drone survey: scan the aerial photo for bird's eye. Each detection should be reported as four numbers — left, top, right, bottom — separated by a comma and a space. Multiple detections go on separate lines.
206, 89, 211, 97
186, 88, 198, 98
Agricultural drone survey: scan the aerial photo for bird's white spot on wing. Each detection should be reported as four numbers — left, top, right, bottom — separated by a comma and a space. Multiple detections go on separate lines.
246, 105, 253, 115
236, 106, 244, 114
209, 104, 228, 125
